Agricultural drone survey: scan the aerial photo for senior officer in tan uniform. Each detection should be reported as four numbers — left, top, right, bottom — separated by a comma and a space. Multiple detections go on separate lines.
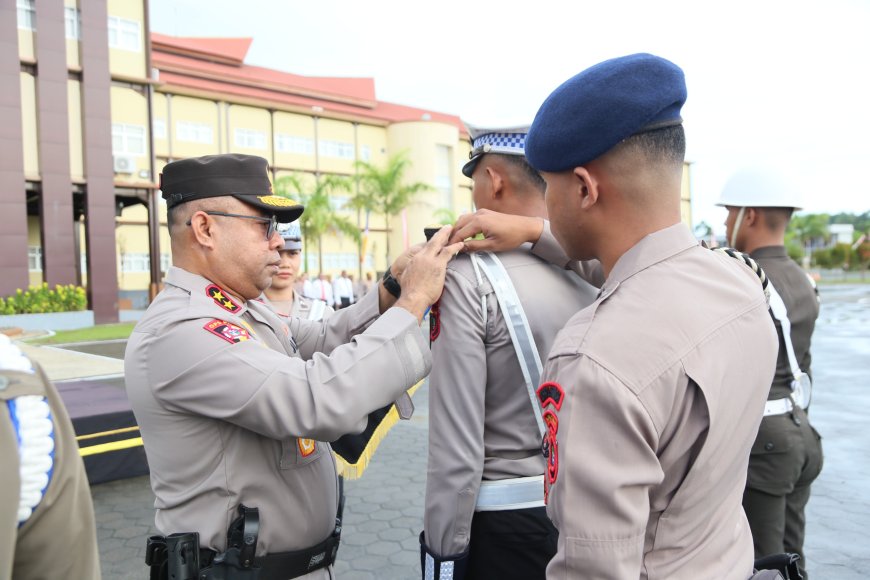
0, 335, 101, 580
263, 222, 333, 321
449, 54, 781, 580
125, 153, 463, 580
421, 125, 597, 580
718, 168, 823, 579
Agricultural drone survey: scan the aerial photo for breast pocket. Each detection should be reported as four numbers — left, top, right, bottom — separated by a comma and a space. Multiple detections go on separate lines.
279, 437, 323, 469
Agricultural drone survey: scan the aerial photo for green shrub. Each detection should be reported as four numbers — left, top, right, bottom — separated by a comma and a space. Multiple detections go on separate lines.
0, 283, 87, 315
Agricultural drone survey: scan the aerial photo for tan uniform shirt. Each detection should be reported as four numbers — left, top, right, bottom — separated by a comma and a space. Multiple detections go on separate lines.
0, 348, 101, 580
264, 291, 334, 321
125, 267, 430, 576
534, 224, 778, 580
424, 248, 597, 557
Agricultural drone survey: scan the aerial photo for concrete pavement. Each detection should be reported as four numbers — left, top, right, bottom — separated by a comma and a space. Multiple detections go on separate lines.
15, 283, 870, 579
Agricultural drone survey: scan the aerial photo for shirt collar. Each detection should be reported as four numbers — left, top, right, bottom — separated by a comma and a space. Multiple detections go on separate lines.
165, 266, 248, 316
606, 223, 699, 288
750, 245, 788, 259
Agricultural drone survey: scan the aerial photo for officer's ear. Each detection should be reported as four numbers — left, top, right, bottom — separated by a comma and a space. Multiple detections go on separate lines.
573, 166, 599, 210
744, 207, 759, 227
485, 166, 504, 200
187, 211, 218, 249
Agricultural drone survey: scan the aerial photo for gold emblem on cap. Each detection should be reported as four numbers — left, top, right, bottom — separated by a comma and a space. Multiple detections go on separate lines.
257, 195, 299, 207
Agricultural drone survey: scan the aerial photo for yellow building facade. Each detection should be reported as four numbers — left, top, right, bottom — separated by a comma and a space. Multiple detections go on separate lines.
3, 2, 692, 317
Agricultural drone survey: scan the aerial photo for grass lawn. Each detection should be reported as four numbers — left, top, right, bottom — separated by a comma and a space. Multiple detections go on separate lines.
28, 322, 136, 345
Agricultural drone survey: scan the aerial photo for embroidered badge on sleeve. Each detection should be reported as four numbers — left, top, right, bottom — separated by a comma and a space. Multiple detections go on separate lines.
298, 438, 316, 457
429, 300, 441, 344
203, 319, 251, 344
206, 284, 241, 313
537, 381, 565, 411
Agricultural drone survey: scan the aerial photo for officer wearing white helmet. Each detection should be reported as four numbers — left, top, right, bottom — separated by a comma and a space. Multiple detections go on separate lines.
717, 167, 823, 579
263, 222, 332, 321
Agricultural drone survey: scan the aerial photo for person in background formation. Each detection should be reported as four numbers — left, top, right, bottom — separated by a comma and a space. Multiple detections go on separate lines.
333, 270, 355, 310
308, 273, 335, 308
295, 272, 310, 299
125, 153, 463, 580
420, 124, 597, 580
718, 167, 824, 579
449, 54, 782, 580
0, 334, 101, 580
263, 223, 333, 321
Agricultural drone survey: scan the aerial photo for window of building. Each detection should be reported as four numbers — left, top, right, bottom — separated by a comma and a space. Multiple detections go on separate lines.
360, 145, 371, 162
321, 253, 358, 271
160, 253, 170, 272
234, 128, 266, 150
28, 246, 42, 272
108, 16, 141, 52
318, 140, 355, 160
17, 0, 35, 30
176, 121, 213, 144
275, 134, 314, 155
435, 145, 453, 210
121, 253, 150, 273
64, 6, 80, 40
112, 123, 146, 156
153, 119, 166, 139
329, 196, 349, 212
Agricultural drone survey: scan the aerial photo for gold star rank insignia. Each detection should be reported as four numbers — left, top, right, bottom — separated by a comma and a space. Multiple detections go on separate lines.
206, 284, 241, 313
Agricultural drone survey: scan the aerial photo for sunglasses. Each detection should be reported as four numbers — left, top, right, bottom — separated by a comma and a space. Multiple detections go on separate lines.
187, 211, 279, 241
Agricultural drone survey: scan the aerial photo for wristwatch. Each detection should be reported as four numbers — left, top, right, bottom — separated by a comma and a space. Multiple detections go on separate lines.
382, 267, 401, 298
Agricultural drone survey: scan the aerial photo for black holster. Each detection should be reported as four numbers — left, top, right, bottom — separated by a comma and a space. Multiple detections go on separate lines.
754, 553, 803, 579
145, 532, 201, 580
200, 504, 261, 579
146, 505, 261, 580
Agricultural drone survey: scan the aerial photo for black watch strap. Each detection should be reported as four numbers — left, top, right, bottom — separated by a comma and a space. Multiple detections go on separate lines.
382, 267, 401, 299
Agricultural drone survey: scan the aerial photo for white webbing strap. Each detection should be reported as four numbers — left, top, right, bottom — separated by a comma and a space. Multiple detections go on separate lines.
766, 282, 811, 408
472, 252, 546, 438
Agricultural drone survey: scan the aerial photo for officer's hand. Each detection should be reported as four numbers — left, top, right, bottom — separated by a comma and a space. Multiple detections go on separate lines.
449, 209, 544, 253
395, 226, 464, 321
390, 242, 424, 281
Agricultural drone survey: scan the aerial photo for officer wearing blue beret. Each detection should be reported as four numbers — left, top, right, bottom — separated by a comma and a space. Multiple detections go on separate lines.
450, 54, 784, 579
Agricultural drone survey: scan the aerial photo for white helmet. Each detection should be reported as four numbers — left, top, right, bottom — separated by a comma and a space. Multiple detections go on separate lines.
715, 167, 804, 210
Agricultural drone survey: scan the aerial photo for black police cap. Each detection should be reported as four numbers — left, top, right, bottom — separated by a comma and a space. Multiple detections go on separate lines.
160, 154, 304, 223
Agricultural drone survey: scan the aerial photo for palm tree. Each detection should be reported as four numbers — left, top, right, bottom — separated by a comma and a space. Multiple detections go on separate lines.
789, 213, 830, 262
349, 152, 432, 265
274, 174, 360, 274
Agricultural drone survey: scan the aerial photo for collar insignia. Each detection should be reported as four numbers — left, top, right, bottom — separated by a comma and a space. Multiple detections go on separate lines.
206, 284, 241, 313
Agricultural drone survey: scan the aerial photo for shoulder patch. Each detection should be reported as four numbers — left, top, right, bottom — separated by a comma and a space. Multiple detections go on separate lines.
206, 284, 241, 313
203, 319, 251, 344
537, 381, 565, 410
429, 299, 441, 344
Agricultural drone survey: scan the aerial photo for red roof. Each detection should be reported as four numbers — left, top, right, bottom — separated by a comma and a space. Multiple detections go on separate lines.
151, 33, 467, 135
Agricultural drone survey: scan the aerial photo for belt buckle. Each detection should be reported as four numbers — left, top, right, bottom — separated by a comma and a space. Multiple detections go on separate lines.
791, 373, 812, 409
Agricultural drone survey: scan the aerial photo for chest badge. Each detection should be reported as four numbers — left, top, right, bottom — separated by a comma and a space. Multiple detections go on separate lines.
203, 320, 251, 344
206, 284, 241, 313
298, 438, 316, 457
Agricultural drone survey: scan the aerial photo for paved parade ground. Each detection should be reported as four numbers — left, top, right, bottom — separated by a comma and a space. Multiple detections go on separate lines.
42, 284, 870, 579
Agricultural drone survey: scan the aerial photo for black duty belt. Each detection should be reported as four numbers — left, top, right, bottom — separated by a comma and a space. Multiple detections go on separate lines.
199, 526, 340, 580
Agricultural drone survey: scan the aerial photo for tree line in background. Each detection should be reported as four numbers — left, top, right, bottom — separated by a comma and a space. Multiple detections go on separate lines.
696, 212, 870, 271
274, 151, 432, 275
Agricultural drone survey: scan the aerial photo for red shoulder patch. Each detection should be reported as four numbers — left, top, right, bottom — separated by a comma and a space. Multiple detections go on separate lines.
537, 381, 565, 411
206, 284, 241, 313
429, 300, 441, 344
203, 319, 251, 344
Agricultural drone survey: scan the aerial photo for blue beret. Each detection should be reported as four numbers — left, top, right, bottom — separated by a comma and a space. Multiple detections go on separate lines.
526, 53, 686, 172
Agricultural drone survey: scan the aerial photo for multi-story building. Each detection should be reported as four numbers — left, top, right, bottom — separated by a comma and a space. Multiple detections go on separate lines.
2, 0, 692, 322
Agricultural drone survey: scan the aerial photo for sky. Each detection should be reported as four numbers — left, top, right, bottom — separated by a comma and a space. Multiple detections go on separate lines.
150, 0, 870, 237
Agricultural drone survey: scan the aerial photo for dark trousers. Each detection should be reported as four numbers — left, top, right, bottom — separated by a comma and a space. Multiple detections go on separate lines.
465, 507, 557, 580
743, 407, 823, 579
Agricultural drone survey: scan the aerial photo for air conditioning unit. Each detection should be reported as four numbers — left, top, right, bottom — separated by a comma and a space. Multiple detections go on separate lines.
113, 155, 136, 174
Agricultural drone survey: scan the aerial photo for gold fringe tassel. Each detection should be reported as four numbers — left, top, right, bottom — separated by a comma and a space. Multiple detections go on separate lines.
333, 380, 423, 480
